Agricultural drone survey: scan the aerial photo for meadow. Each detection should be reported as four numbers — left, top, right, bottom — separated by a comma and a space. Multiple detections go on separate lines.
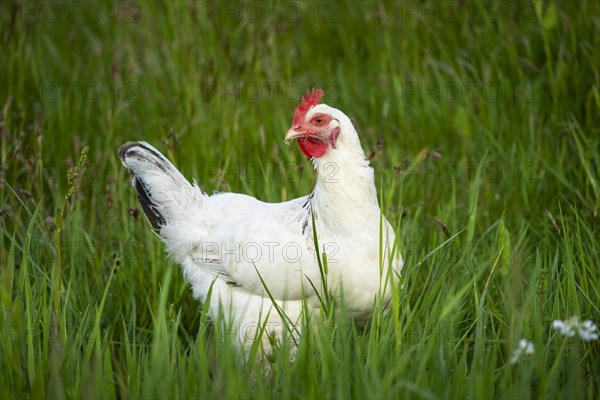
1, 0, 599, 398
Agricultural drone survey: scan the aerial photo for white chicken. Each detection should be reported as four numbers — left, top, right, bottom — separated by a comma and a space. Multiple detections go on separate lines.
119, 89, 402, 355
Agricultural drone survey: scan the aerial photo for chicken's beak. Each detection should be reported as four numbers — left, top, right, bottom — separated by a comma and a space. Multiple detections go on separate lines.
284, 128, 304, 143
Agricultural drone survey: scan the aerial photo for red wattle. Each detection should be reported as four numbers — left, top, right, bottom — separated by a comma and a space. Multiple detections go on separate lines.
297, 138, 328, 159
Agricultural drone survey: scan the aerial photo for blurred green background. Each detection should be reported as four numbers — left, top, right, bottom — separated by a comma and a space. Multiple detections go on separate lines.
1, 1, 599, 398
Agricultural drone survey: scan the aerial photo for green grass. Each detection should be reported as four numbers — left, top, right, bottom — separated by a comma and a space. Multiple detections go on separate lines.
1, 0, 599, 398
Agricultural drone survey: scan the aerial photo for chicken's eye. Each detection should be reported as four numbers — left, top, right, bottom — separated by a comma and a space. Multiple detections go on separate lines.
314, 117, 325, 126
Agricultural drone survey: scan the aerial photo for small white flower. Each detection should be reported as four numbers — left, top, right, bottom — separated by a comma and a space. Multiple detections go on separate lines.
552, 317, 599, 341
578, 320, 599, 341
522, 340, 535, 355
510, 339, 535, 364
552, 320, 563, 330
552, 319, 576, 337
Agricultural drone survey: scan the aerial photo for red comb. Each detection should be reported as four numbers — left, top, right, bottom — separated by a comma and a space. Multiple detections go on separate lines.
292, 88, 324, 126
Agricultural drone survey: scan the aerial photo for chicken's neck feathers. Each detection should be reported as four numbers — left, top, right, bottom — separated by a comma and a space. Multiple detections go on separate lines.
309, 124, 380, 231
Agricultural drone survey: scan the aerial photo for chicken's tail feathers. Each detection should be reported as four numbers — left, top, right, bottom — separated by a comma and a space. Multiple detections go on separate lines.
119, 141, 203, 231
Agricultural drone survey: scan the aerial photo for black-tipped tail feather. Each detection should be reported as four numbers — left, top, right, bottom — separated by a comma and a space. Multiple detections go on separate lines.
119, 141, 200, 232
134, 177, 166, 231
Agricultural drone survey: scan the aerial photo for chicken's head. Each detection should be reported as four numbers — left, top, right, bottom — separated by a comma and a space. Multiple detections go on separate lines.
285, 88, 342, 159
